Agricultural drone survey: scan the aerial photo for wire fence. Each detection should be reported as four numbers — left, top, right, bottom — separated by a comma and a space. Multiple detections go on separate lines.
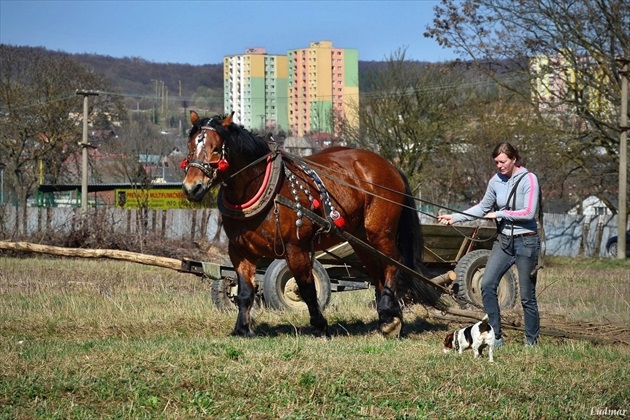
0, 205, 626, 258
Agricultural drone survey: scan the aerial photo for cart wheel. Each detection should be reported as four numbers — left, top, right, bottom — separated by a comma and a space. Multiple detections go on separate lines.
262, 259, 331, 311
210, 277, 263, 311
453, 249, 518, 310
210, 277, 237, 310
607, 241, 618, 258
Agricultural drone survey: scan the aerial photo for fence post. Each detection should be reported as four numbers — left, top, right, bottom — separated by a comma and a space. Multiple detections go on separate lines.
190, 209, 197, 242
579, 219, 590, 257
616, 57, 628, 260
595, 218, 604, 257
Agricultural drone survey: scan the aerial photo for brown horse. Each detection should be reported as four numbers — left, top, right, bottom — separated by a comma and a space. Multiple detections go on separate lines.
181, 111, 440, 337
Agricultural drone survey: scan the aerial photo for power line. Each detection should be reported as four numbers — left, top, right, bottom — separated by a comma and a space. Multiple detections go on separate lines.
0, 76, 515, 115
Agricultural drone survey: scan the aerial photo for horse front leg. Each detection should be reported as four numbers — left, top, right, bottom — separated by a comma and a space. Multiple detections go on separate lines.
286, 249, 329, 338
229, 248, 257, 337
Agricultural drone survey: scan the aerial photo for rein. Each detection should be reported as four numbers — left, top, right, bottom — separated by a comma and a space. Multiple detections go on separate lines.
281, 151, 496, 243
274, 194, 451, 295
185, 123, 492, 245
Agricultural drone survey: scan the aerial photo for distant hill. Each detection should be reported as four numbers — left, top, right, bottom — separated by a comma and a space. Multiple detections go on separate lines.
67, 51, 420, 97
6, 45, 430, 89
2, 45, 435, 111
1, 45, 223, 98
72, 52, 225, 98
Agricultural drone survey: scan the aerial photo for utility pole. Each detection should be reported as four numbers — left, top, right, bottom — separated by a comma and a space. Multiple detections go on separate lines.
151, 79, 158, 124
179, 80, 183, 132
161, 81, 165, 126
76, 90, 99, 220
617, 58, 629, 260
164, 85, 169, 131
0, 162, 5, 206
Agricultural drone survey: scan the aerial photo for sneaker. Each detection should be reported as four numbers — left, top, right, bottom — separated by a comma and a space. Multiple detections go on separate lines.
524, 341, 538, 348
495, 338, 503, 348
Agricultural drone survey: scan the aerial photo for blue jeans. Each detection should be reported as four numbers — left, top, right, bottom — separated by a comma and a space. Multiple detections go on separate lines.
482, 234, 540, 345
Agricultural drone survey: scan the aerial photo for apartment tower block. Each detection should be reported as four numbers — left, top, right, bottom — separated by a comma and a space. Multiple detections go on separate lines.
223, 48, 288, 132
224, 41, 358, 138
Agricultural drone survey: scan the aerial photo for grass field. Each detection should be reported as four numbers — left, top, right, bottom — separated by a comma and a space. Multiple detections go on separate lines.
0, 255, 628, 418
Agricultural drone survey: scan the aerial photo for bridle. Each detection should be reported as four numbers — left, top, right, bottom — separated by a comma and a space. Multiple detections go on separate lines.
180, 121, 284, 219
181, 125, 229, 183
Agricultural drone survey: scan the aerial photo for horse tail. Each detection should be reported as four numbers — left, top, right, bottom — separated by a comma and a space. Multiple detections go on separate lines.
395, 169, 443, 307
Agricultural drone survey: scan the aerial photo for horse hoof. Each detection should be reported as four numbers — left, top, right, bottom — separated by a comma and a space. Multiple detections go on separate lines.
312, 327, 331, 339
380, 316, 402, 338
320, 331, 332, 340
231, 328, 255, 338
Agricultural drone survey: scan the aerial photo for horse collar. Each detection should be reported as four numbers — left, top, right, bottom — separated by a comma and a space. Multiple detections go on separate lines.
218, 152, 284, 219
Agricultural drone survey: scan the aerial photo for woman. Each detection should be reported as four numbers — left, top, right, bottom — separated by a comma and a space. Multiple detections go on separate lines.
438, 142, 541, 347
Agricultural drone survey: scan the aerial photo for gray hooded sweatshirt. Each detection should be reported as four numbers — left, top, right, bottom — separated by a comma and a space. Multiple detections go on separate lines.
451, 167, 540, 236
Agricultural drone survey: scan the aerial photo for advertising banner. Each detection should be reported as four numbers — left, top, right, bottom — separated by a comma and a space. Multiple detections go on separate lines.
115, 188, 205, 209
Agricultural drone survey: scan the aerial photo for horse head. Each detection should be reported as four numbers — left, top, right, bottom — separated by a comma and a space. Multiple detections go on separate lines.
181, 110, 233, 202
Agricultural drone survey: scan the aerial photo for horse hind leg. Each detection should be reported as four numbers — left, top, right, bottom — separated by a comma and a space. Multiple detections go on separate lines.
354, 248, 402, 338
376, 264, 403, 338
286, 250, 329, 338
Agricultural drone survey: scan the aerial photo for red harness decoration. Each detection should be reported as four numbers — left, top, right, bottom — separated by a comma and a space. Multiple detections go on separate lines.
217, 158, 229, 172
332, 212, 346, 229
221, 155, 273, 211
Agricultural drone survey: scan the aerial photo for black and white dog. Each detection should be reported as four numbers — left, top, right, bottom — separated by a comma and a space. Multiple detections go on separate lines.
443, 314, 495, 362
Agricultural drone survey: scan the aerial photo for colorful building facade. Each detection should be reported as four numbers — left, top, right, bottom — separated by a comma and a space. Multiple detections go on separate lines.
224, 48, 288, 133
224, 41, 359, 138
530, 52, 613, 121
287, 41, 359, 137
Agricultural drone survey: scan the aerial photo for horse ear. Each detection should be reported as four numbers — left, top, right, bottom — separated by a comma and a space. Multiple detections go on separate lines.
222, 111, 235, 128
190, 110, 199, 126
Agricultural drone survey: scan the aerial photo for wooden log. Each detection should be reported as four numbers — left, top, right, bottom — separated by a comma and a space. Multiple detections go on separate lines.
0, 241, 182, 271
430, 270, 456, 286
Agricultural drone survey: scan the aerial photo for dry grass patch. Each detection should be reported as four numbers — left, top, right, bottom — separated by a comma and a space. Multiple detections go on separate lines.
0, 255, 628, 418
535, 257, 630, 324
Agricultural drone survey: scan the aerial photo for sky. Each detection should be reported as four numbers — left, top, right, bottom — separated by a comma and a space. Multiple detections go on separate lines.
0, 0, 458, 65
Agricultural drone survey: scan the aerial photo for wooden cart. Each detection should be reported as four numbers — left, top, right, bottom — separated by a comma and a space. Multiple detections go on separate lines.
181, 223, 518, 311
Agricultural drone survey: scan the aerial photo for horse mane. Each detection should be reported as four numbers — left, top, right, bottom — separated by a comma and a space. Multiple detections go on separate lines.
190, 114, 270, 160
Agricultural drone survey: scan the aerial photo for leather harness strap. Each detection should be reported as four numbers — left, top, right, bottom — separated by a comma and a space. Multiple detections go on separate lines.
217, 150, 284, 219
274, 194, 450, 295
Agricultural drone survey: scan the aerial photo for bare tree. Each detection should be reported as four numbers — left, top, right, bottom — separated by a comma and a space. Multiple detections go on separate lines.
342, 49, 472, 192
0, 45, 124, 232
103, 116, 162, 182
423, 97, 564, 211
424, 0, 630, 206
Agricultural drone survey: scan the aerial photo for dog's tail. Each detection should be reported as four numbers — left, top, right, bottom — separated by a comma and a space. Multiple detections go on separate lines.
480, 314, 491, 333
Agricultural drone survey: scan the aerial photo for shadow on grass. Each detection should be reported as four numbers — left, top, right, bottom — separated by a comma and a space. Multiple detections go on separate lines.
253, 315, 449, 338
